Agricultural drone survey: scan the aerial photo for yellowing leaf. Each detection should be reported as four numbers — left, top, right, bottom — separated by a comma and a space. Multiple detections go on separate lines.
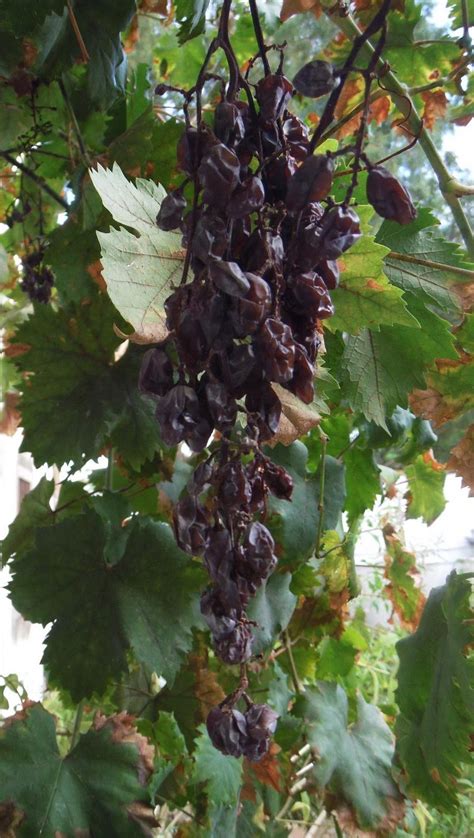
446, 424, 474, 494
90, 162, 185, 343
383, 525, 425, 630
280, 0, 322, 22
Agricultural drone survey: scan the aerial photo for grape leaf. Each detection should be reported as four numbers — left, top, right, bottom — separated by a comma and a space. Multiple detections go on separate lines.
295, 682, 401, 829
0, 704, 153, 837
8, 509, 204, 700
376, 210, 472, 315
329, 234, 419, 333
193, 725, 243, 806
247, 572, 297, 654
405, 452, 445, 523
395, 571, 474, 808
11, 294, 162, 468
383, 526, 425, 629
343, 296, 457, 428
267, 442, 346, 566
175, 0, 210, 44
90, 162, 185, 342
1, 478, 88, 566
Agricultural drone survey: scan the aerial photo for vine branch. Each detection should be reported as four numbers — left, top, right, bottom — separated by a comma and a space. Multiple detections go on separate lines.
323, 4, 474, 257
1, 151, 69, 211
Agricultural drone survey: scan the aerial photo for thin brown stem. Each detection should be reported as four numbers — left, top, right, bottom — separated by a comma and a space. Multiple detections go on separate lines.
388, 251, 474, 276
67, 0, 90, 63
283, 630, 304, 695
249, 0, 271, 75
0, 151, 69, 210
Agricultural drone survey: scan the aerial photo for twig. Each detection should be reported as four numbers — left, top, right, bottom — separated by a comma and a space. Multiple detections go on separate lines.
67, 0, 90, 63
249, 0, 271, 76
388, 251, 474, 276
0, 151, 69, 211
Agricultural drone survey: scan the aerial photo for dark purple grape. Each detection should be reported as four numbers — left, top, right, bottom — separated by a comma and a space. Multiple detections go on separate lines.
256, 74, 293, 124
204, 377, 237, 433
204, 527, 234, 586
257, 318, 295, 384
214, 101, 246, 147
218, 461, 252, 510
243, 703, 278, 762
155, 384, 211, 451
228, 176, 265, 218
214, 622, 254, 664
156, 190, 187, 231
192, 213, 229, 263
319, 259, 339, 289
286, 155, 334, 213
366, 165, 417, 225
235, 522, 277, 592
230, 273, 272, 336
177, 126, 217, 176
139, 347, 173, 396
293, 60, 336, 98
245, 383, 281, 440
311, 206, 361, 260
206, 706, 248, 757
286, 272, 333, 318
173, 493, 210, 555
264, 461, 293, 500
264, 155, 297, 202
282, 114, 310, 161
209, 260, 250, 297
242, 230, 285, 274
287, 343, 315, 404
200, 588, 241, 640
198, 143, 241, 205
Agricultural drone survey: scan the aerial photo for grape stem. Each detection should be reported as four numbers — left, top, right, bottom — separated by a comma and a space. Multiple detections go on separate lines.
249, 0, 271, 76
283, 630, 304, 695
324, 3, 474, 257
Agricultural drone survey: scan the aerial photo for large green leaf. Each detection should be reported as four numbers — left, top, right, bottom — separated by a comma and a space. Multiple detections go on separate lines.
295, 682, 401, 829
343, 296, 457, 428
329, 234, 418, 333
8, 509, 204, 700
376, 210, 471, 315
0, 704, 152, 837
193, 725, 243, 806
395, 571, 474, 808
12, 294, 162, 468
91, 162, 184, 342
267, 442, 345, 566
247, 572, 297, 654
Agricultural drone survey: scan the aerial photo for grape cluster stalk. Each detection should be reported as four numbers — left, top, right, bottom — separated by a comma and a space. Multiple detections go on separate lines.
140, 0, 415, 760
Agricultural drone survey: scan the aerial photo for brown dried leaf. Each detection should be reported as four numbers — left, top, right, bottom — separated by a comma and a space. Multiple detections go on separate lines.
270, 384, 320, 446
189, 653, 225, 719
280, 0, 322, 21
334, 78, 363, 137
421, 90, 448, 130
93, 713, 154, 784
409, 387, 456, 427
447, 424, 474, 494
368, 95, 391, 125
383, 525, 426, 630
245, 741, 282, 792
333, 796, 406, 837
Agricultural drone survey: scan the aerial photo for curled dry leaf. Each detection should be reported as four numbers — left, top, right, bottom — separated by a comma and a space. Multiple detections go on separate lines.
270, 383, 320, 446
421, 90, 448, 130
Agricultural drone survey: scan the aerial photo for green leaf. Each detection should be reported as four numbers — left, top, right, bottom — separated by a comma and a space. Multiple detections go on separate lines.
193, 725, 242, 806
344, 444, 380, 520
295, 683, 401, 829
47, 221, 99, 304
90, 162, 184, 342
0, 703, 151, 837
268, 442, 346, 566
1, 478, 88, 566
376, 210, 471, 315
8, 509, 204, 700
12, 295, 162, 468
247, 573, 297, 654
395, 571, 474, 808
342, 297, 457, 428
175, 0, 210, 44
383, 528, 425, 629
329, 234, 418, 333
405, 454, 445, 523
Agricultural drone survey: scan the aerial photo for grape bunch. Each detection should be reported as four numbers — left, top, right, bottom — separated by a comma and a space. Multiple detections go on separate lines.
20, 247, 54, 303
140, 1, 416, 760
